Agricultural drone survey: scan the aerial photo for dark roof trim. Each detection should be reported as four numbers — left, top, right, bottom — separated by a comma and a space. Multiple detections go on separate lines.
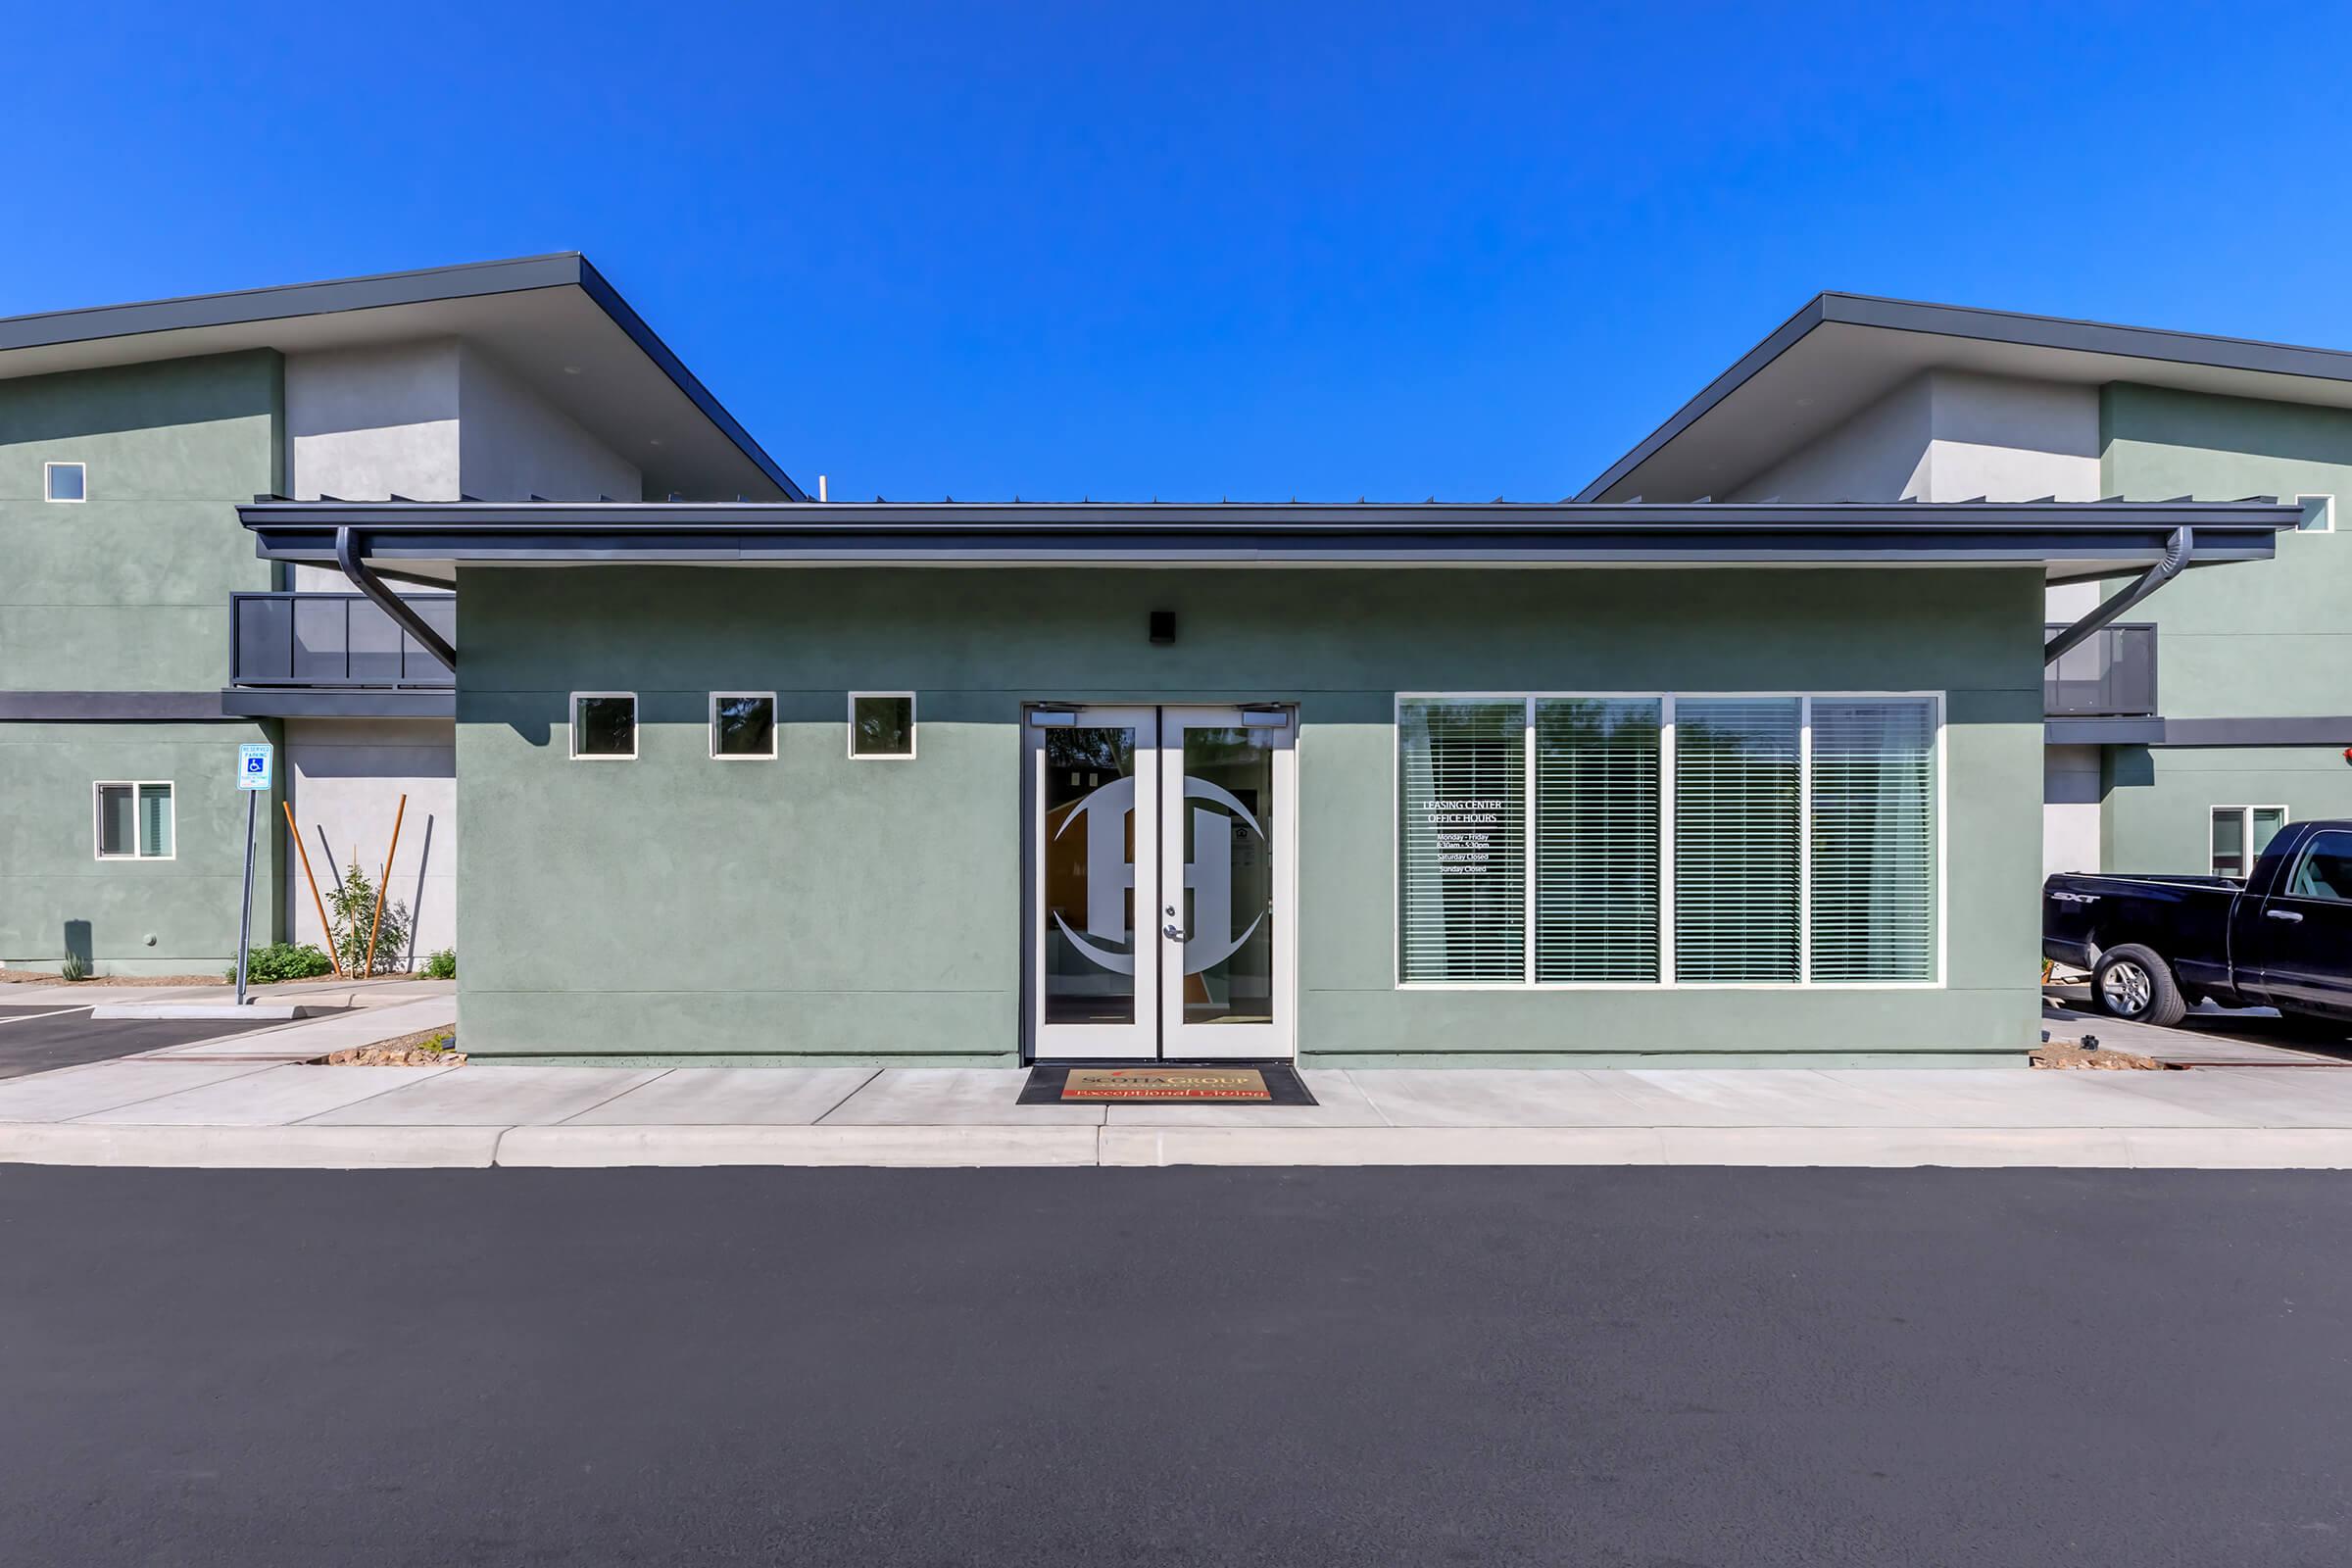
0, 691, 229, 722
1576, 291, 2352, 504
240, 499, 2297, 570
0, 253, 808, 503
221, 688, 455, 720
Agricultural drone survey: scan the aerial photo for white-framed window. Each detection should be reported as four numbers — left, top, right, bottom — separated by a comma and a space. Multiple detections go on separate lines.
44, 461, 86, 503
710, 692, 777, 760
2296, 494, 2335, 534
94, 781, 173, 859
849, 692, 916, 760
2210, 805, 2288, 878
569, 692, 638, 760
1396, 693, 1942, 989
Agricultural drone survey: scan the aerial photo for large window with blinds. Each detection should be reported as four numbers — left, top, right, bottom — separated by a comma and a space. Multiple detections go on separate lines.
1397, 695, 1939, 987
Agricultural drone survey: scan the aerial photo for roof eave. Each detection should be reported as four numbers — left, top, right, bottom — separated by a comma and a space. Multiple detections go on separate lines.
237, 499, 2295, 573
0, 254, 807, 503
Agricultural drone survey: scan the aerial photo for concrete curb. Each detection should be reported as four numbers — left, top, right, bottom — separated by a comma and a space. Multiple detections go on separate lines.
0, 1123, 500, 1169
5, 1121, 2352, 1170
498, 1124, 1102, 1167
92, 1003, 332, 1021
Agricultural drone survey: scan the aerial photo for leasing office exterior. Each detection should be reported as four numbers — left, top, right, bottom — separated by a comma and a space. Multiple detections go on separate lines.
241, 501, 2292, 1065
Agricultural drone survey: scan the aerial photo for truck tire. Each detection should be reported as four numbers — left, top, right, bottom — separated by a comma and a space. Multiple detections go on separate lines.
2091, 944, 2187, 1028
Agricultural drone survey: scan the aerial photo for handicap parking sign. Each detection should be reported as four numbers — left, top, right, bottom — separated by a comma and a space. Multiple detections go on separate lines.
237, 743, 273, 791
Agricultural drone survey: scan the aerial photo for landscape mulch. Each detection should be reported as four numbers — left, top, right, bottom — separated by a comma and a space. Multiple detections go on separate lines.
324, 1026, 463, 1067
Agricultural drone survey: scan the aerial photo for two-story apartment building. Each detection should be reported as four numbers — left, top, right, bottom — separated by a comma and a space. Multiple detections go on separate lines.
7, 262, 2335, 1070
0, 256, 798, 975
1579, 294, 2352, 884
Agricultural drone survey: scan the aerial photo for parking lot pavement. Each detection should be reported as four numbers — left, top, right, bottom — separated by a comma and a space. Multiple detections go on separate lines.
2044, 987, 2352, 1065
0, 1008, 287, 1082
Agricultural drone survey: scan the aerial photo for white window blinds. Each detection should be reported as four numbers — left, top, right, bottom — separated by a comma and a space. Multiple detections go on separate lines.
1536, 699, 1662, 982
1399, 694, 1938, 987
1672, 698, 1802, 983
1397, 699, 1526, 982
1809, 699, 1936, 981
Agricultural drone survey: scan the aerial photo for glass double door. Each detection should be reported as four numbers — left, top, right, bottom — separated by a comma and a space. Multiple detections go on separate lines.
1030, 705, 1296, 1060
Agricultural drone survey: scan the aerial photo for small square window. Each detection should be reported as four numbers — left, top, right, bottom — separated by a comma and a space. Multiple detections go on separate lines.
850, 692, 915, 760
570, 693, 638, 760
95, 781, 172, 858
45, 462, 86, 503
710, 692, 777, 759
2297, 494, 2335, 533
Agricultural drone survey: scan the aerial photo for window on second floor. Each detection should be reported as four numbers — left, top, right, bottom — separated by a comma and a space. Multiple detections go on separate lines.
45, 462, 86, 503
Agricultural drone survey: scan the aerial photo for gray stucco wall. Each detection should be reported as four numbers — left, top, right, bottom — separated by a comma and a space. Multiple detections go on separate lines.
456, 565, 2045, 1065
284, 718, 456, 964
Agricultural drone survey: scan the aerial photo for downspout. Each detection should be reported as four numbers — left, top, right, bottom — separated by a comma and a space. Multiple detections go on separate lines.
335, 525, 457, 670
2043, 525, 2191, 664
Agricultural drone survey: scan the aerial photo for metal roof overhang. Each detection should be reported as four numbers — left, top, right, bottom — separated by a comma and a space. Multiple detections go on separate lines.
1580, 293, 2352, 504
240, 499, 2297, 586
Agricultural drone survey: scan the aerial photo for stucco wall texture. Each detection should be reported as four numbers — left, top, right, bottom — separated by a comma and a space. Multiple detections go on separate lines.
0, 352, 287, 973
455, 565, 2046, 1065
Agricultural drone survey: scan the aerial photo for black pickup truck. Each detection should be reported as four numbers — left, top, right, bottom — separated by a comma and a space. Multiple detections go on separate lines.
2044, 819, 2352, 1027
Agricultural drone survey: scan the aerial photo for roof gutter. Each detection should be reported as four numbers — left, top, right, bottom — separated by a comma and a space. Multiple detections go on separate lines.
336, 526, 458, 670
2043, 525, 2190, 665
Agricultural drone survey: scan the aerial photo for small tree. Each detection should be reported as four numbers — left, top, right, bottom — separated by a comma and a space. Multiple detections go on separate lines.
325, 859, 413, 976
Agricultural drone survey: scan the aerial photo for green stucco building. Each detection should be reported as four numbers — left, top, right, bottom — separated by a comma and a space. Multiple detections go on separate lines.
7, 263, 2340, 1066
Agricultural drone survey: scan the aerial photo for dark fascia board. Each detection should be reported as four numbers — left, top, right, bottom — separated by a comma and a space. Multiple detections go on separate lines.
1576, 291, 2352, 503
2045, 714, 2352, 748
239, 498, 2296, 569
220, 688, 455, 720
2043, 716, 2167, 747
0, 253, 808, 503
0, 691, 228, 721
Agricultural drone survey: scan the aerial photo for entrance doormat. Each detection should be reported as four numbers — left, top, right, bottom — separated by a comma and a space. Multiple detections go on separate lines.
1020, 1063, 1318, 1106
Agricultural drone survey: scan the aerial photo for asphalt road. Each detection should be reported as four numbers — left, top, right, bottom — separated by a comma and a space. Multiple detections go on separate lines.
0, 1006, 286, 1080
2, 1167, 2348, 1567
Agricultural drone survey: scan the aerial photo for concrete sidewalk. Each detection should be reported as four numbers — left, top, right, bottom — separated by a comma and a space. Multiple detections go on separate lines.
6, 1050, 2352, 1169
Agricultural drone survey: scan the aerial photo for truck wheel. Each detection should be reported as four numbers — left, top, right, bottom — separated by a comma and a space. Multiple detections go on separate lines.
2092, 945, 2186, 1027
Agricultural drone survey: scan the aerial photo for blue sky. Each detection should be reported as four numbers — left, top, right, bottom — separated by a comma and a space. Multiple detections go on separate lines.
9, 2, 2351, 502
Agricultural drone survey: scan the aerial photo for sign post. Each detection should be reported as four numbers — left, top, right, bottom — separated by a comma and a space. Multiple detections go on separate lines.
234, 744, 273, 1006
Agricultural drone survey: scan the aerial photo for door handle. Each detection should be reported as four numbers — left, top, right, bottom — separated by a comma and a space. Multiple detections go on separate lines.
2266, 908, 2305, 922
1162, 922, 1189, 942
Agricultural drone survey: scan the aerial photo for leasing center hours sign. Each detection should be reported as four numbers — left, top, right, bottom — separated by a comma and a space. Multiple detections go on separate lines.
1425, 799, 1504, 874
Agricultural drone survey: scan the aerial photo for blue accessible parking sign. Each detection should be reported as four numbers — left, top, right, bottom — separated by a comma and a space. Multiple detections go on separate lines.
237, 743, 273, 791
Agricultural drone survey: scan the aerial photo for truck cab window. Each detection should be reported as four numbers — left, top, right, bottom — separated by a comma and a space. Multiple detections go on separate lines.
2288, 833, 2352, 902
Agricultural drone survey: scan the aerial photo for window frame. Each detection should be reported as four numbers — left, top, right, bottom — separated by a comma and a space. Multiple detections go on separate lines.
44, 461, 87, 504
567, 691, 639, 761
2210, 804, 2289, 878
1392, 691, 1945, 993
2295, 493, 2335, 534
847, 690, 918, 761
92, 780, 174, 861
2282, 827, 2352, 903
708, 691, 779, 761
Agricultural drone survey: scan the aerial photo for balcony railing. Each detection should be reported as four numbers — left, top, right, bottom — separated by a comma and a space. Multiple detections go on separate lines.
231, 592, 455, 689
2044, 621, 2156, 717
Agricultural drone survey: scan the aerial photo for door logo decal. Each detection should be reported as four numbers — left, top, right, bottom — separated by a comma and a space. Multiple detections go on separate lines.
1053, 775, 1265, 977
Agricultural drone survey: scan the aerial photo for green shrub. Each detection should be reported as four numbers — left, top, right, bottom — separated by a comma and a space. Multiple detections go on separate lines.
229, 943, 334, 984
59, 953, 89, 982
324, 861, 412, 977
421, 948, 457, 980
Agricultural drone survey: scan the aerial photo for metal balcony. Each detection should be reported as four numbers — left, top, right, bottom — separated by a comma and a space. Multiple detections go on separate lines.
231, 592, 455, 689
2044, 621, 2156, 718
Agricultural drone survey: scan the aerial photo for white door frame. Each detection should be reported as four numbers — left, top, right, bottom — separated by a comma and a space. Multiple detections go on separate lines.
1157, 706, 1297, 1061
1029, 706, 1162, 1060
1026, 704, 1297, 1061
